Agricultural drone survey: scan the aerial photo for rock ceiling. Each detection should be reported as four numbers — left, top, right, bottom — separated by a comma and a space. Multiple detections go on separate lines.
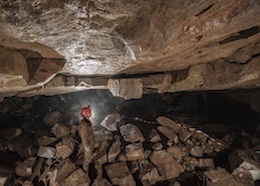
0, 0, 259, 100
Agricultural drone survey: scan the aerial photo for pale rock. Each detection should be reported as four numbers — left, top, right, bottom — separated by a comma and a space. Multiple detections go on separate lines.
190, 146, 204, 157
232, 161, 260, 183
131, 161, 139, 174
105, 162, 130, 179
125, 143, 145, 161
100, 112, 121, 132
228, 149, 258, 171
178, 127, 192, 142
105, 162, 136, 186
118, 153, 128, 162
37, 146, 56, 159
167, 140, 174, 147
115, 174, 137, 186
152, 142, 163, 151
225, 44, 255, 63
108, 136, 121, 162
120, 123, 145, 143
157, 116, 181, 131
15, 157, 36, 177
61, 168, 90, 186
95, 153, 108, 165
182, 144, 193, 156
45, 74, 65, 88
51, 123, 70, 138
92, 176, 112, 186
183, 156, 199, 170
43, 111, 62, 126
0, 0, 259, 98
167, 146, 184, 162
149, 150, 184, 180
202, 141, 215, 155
108, 78, 143, 100
144, 150, 152, 160
0, 46, 29, 82
239, 57, 260, 84
193, 132, 208, 142
51, 160, 77, 183
22, 180, 34, 186
56, 137, 75, 159
157, 73, 172, 94
149, 129, 161, 143
30, 59, 65, 83
169, 64, 206, 92
172, 133, 180, 144
198, 158, 215, 168
0, 165, 13, 186
76, 77, 92, 86
38, 136, 57, 146
157, 126, 174, 139
139, 162, 162, 186
0, 177, 8, 186
207, 138, 223, 153
1, 74, 27, 86
142, 73, 172, 94
93, 130, 111, 143
173, 181, 181, 186
66, 77, 75, 86
205, 167, 246, 186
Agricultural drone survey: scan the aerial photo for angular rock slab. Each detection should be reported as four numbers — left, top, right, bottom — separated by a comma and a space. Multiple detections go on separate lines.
15, 157, 36, 177
55, 137, 75, 159
149, 150, 184, 180
125, 143, 145, 161
51, 123, 70, 138
52, 160, 77, 184
108, 136, 122, 162
139, 162, 162, 186
120, 123, 145, 143
37, 146, 56, 159
61, 168, 90, 186
205, 167, 247, 186
100, 112, 121, 132
108, 78, 143, 100
149, 129, 161, 143
157, 116, 181, 131
105, 162, 136, 186
43, 111, 62, 126
92, 177, 112, 186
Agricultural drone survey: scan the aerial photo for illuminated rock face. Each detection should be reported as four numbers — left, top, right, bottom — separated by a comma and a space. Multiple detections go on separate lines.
0, 0, 259, 98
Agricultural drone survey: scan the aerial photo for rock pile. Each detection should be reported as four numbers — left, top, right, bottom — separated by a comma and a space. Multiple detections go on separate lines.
0, 93, 259, 185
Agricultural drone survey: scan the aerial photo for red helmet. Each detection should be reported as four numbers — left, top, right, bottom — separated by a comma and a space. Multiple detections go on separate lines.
80, 106, 92, 119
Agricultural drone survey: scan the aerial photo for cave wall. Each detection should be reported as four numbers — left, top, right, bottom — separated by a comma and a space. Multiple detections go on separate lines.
0, 0, 259, 99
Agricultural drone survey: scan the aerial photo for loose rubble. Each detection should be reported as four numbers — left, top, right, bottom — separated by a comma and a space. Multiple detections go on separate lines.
0, 93, 259, 186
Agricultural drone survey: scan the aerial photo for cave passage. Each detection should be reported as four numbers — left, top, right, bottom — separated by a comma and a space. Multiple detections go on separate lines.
0, 89, 259, 185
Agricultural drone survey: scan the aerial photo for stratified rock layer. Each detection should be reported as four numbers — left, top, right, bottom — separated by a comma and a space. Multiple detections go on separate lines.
0, 0, 259, 98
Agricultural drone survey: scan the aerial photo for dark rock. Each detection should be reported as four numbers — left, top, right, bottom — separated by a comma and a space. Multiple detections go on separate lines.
43, 111, 62, 126
120, 123, 145, 143
150, 150, 184, 180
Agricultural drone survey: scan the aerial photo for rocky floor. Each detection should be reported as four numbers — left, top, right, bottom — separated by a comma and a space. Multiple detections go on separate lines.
0, 90, 259, 186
